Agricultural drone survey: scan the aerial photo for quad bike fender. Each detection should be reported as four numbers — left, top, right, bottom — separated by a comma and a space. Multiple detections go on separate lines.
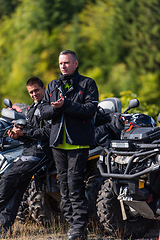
124, 200, 155, 219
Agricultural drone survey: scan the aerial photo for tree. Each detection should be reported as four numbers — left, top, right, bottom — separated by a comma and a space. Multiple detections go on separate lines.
59, 0, 123, 90
1, 0, 160, 117
0, 0, 20, 18
62, 0, 160, 104
0, 0, 96, 108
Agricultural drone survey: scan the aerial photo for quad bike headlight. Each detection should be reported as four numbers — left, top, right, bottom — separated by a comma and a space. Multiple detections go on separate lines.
111, 140, 132, 149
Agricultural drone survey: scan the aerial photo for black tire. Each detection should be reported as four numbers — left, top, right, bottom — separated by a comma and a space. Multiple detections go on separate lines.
96, 179, 151, 239
27, 179, 62, 226
85, 159, 104, 230
16, 190, 30, 223
85, 176, 103, 222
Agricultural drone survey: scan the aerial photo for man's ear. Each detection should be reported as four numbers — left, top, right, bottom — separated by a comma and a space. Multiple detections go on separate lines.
75, 60, 78, 68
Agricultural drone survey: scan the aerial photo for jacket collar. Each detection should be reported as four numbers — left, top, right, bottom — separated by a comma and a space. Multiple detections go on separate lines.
56, 69, 80, 94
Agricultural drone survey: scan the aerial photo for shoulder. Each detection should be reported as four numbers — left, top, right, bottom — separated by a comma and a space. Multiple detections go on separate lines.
26, 103, 34, 114
46, 79, 59, 90
44, 80, 59, 100
78, 74, 97, 88
29, 103, 35, 108
78, 73, 95, 82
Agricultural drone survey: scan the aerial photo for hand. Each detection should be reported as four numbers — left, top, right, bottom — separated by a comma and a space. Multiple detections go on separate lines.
51, 93, 65, 108
7, 125, 23, 139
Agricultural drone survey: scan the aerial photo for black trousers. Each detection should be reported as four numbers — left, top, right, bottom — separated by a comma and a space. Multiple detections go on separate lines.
52, 148, 89, 231
0, 155, 48, 231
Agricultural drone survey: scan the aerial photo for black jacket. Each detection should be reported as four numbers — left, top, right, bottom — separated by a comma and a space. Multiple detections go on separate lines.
41, 71, 99, 147
20, 101, 51, 158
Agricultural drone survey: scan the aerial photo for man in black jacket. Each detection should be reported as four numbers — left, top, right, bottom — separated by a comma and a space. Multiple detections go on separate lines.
0, 77, 51, 236
41, 50, 99, 240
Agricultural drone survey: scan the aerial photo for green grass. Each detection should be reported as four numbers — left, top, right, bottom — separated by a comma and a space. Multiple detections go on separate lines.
0, 219, 107, 240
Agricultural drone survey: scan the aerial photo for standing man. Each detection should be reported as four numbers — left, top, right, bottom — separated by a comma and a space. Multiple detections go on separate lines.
0, 77, 51, 236
41, 50, 99, 240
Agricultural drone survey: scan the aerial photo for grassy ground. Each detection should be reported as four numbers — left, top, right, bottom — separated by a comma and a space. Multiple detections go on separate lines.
1, 219, 160, 240
0, 220, 107, 240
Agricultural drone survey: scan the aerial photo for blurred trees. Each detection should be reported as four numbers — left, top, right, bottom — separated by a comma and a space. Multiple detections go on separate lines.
0, 0, 160, 118
0, 0, 20, 18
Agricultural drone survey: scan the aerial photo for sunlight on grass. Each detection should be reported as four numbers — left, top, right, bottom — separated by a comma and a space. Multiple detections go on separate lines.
1, 218, 106, 240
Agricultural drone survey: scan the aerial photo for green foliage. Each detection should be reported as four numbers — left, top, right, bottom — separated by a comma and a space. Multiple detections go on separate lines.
122, 0, 160, 74
0, 0, 160, 122
13, 0, 94, 33
137, 72, 160, 104
106, 63, 134, 97
62, 0, 123, 79
0, 0, 20, 18
0, 0, 97, 108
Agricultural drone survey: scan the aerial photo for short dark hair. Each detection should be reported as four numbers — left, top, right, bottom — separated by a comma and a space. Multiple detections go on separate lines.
59, 50, 77, 61
26, 77, 44, 88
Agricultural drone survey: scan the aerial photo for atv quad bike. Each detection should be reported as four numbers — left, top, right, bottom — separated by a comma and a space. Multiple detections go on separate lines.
96, 99, 160, 239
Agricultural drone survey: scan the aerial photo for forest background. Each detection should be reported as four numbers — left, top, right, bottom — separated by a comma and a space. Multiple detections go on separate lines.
0, 0, 160, 121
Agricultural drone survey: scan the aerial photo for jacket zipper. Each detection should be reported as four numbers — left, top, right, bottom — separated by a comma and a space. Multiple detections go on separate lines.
54, 81, 73, 145
64, 118, 73, 144
53, 114, 64, 146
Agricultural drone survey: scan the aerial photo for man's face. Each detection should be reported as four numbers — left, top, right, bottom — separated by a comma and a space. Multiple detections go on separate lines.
59, 53, 78, 75
26, 83, 46, 103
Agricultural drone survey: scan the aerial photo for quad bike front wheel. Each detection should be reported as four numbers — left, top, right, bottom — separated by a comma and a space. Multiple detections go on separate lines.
16, 190, 30, 223
17, 179, 62, 226
85, 176, 103, 223
96, 179, 151, 239
17, 159, 104, 228
27, 179, 62, 226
